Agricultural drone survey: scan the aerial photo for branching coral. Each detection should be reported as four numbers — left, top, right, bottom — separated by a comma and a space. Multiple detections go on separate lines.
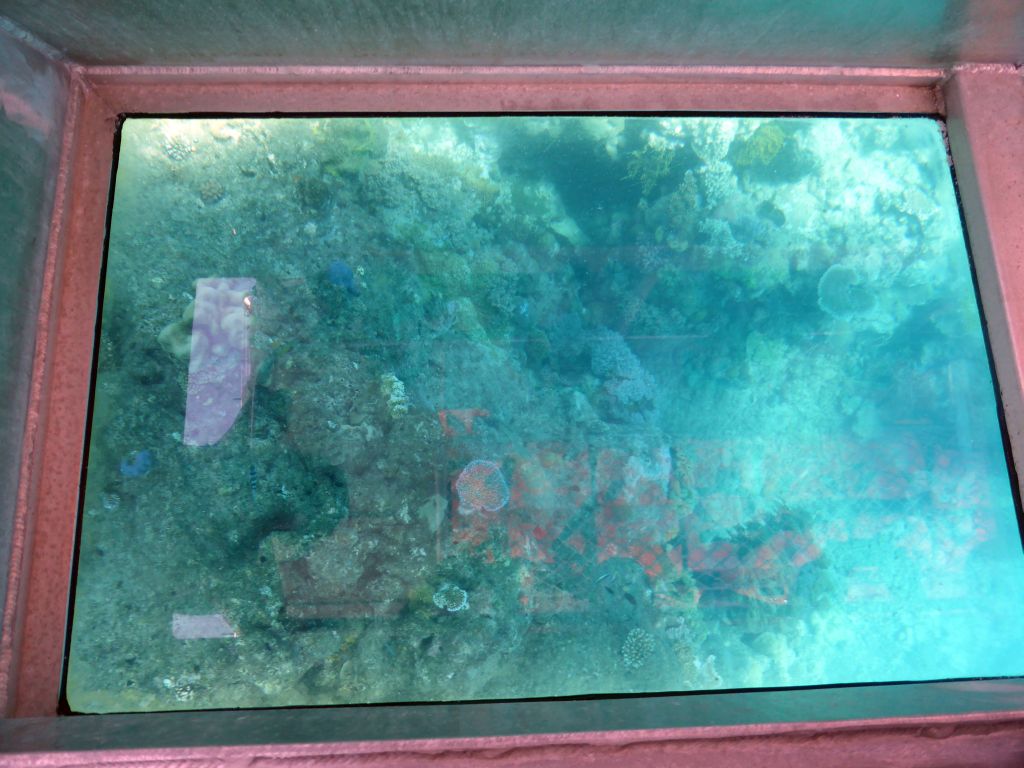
380, 373, 410, 417
590, 329, 656, 416
731, 123, 786, 170
626, 142, 675, 196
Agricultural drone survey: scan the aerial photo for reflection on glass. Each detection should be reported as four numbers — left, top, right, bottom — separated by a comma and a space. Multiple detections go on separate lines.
66, 116, 1024, 713
179, 277, 256, 446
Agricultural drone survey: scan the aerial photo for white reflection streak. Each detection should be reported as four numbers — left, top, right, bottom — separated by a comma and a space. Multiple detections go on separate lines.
183, 277, 256, 446
171, 612, 239, 640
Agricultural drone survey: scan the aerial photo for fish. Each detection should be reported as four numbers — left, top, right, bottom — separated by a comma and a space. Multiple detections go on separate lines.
326, 259, 361, 295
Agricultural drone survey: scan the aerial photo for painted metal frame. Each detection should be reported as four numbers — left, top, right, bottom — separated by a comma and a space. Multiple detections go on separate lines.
2, 64, 1024, 765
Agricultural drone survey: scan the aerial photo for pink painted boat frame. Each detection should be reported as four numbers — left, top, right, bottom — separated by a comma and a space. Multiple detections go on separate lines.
2, 63, 1023, 765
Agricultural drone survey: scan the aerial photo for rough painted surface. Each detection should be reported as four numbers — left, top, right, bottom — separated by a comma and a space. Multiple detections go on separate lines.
1, 73, 946, 720
0, 16, 1017, 768
0, 0, 1021, 68
0, 27, 67, 658
1, 710, 1024, 767
944, 67, 1024, 507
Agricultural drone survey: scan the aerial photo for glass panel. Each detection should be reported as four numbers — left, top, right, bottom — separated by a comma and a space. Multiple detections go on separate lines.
66, 115, 1024, 713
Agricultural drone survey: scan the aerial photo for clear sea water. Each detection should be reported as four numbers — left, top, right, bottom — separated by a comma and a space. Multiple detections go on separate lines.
66, 115, 1024, 712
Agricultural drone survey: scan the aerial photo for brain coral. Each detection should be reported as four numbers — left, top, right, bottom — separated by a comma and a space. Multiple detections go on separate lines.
432, 583, 469, 612
455, 459, 510, 514
621, 628, 655, 670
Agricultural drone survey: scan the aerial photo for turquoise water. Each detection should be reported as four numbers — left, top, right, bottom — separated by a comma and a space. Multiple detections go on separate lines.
66, 116, 1024, 712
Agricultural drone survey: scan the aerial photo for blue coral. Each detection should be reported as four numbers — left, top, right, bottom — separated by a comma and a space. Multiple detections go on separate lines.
326, 259, 361, 295
119, 450, 154, 478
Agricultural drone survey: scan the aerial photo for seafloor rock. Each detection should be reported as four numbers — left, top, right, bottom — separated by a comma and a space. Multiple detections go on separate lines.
282, 349, 383, 475
272, 514, 433, 620
403, 337, 535, 429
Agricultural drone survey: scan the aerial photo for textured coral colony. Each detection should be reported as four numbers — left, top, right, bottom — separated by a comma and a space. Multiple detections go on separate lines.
66, 116, 1024, 712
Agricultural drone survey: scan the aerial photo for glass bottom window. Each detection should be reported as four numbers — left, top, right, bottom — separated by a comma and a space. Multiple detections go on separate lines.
66, 115, 1024, 712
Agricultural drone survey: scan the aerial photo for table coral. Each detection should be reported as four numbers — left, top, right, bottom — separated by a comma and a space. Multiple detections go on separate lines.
455, 459, 510, 513
817, 263, 875, 320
